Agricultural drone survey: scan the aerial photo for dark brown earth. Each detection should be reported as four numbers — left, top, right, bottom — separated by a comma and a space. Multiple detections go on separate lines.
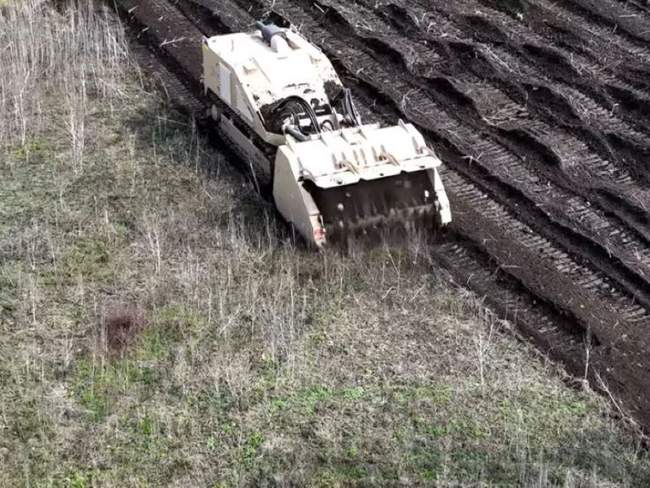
104, 304, 146, 356
113, 0, 650, 432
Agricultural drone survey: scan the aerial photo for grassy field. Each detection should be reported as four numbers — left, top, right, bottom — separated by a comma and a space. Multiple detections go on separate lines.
2, 1, 650, 486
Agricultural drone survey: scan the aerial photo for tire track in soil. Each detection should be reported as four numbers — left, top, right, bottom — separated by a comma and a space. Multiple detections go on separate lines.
129, 41, 205, 117
400, 2, 650, 243
350, 0, 648, 263
564, 0, 650, 45
326, 0, 650, 195
475, 0, 650, 80
413, 0, 650, 178
474, 0, 650, 130
113, 0, 650, 431
437, 0, 650, 129
116, 0, 206, 94
371, 0, 650, 215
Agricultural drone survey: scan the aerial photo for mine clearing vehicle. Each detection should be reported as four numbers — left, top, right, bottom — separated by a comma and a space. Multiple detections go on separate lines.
202, 21, 451, 247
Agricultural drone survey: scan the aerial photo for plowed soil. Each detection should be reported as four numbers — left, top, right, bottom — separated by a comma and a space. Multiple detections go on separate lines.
115, 0, 650, 432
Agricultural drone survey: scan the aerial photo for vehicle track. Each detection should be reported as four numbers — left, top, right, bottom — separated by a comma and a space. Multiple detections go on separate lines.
325, 0, 650, 231
413, 0, 650, 177
286, 0, 650, 297
476, 0, 650, 82
564, 0, 650, 45
113, 0, 650, 431
233, 0, 650, 309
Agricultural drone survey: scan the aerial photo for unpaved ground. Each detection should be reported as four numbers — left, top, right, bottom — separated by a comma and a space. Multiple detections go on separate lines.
112, 0, 650, 433
3, 1, 650, 486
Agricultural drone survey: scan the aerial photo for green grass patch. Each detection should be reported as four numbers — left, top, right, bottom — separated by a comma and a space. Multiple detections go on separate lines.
242, 431, 265, 465
265, 384, 374, 416
7, 397, 53, 443
61, 470, 96, 488
136, 304, 204, 360
6, 137, 55, 163
234, 380, 650, 485
59, 237, 114, 285
72, 359, 162, 422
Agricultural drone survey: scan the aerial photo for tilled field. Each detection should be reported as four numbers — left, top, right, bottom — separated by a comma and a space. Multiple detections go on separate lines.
113, 0, 650, 431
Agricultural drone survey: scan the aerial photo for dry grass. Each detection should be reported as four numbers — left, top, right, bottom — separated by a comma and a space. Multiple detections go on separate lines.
0, 0, 130, 167
1, 1, 650, 486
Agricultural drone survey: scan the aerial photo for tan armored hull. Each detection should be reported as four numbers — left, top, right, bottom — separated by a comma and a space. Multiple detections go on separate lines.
202, 21, 451, 246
